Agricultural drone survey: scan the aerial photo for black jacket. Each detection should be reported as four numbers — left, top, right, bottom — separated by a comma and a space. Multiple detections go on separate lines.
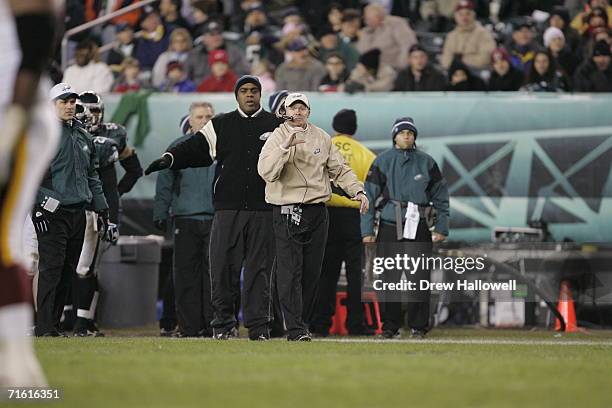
167, 108, 283, 211
393, 65, 447, 91
488, 66, 524, 91
573, 60, 612, 92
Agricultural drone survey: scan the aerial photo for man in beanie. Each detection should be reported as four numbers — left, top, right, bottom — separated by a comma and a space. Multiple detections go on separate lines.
362, 117, 449, 339
573, 40, 612, 91
345, 48, 396, 92
258, 94, 368, 341
310, 109, 376, 337
145, 76, 284, 340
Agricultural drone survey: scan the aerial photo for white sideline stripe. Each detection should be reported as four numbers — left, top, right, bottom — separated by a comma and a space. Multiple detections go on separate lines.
316, 338, 612, 346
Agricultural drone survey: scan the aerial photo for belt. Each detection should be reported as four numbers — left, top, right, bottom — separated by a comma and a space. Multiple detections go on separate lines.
387, 200, 436, 240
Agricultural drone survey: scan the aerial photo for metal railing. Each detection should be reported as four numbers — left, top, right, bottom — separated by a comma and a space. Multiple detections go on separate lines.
61, 0, 156, 71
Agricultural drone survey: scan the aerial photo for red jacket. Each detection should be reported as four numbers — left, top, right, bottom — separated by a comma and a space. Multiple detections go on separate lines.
197, 71, 238, 92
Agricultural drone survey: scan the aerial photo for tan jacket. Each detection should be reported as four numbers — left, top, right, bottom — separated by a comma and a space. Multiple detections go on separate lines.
356, 15, 417, 70
441, 22, 496, 69
257, 122, 363, 205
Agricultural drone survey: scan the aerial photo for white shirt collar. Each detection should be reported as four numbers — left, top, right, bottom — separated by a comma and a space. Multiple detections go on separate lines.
237, 106, 263, 118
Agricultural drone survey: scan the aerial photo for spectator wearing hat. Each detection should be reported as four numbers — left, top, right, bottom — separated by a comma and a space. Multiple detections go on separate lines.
345, 48, 397, 93
310, 109, 376, 337
63, 39, 114, 94
446, 57, 486, 91
339, 9, 361, 45
319, 53, 350, 92
393, 44, 447, 92
144, 76, 285, 341
420, 0, 489, 32
487, 48, 524, 91
506, 20, 540, 73
185, 21, 249, 84
573, 40, 612, 91
582, 26, 612, 59
544, 27, 580, 78
571, 0, 612, 35
152, 28, 193, 88
357, 3, 417, 71
362, 117, 449, 339
159, 0, 190, 32
159, 61, 196, 92
548, 6, 582, 56
134, 8, 170, 70
521, 50, 570, 92
113, 57, 144, 93
197, 50, 239, 92
317, 26, 359, 71
275, 38, 327, 91
257, 93, 368, 341
107, 23, 138, 72
441, 0, 496, 70
190, 0, 217, 39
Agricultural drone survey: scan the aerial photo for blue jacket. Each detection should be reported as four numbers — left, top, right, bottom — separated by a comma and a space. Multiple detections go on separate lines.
361, 147, 449, 237
153, 134, 215, 221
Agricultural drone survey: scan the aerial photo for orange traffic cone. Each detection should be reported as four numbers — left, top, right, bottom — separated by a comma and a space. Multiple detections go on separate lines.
555, 280, 578, 332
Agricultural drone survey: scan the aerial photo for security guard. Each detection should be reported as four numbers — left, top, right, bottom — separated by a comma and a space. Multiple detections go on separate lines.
311, 109, 376, 336
361, 117, 449, 339
33, 83, 108, 337
258, 93, 369, 341
153, 101, 216, 337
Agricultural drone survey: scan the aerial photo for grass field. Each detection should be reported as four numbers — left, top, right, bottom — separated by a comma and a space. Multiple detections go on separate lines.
20, 329, 612, 408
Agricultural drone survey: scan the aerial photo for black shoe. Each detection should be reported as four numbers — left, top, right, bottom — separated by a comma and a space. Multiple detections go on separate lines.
198, 329, 213, 338
348, 326, 376, 336
379, 329, 400, 339
287, 332, 312, 342
87, 321, 105, 337
214, 327, 239, 340
409, 329, 426, 339
249, 334, 269, 341
160, 327, 177, 337
74, 318, 95, 337
39, 330, 67, 338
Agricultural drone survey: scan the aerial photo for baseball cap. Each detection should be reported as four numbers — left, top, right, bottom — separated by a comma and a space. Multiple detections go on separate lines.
455, 0, 474, 12
203, 21, 223, 35
284, 92, 310, 109
49, 83, 78, 101
286, 37, 308, 52
208, 49, 229, 66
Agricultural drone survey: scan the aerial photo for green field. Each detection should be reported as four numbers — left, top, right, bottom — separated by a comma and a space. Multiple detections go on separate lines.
17, 329, 612, 408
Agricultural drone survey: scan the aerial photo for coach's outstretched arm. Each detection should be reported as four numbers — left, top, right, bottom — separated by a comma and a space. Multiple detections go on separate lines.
145, 120, 217, 175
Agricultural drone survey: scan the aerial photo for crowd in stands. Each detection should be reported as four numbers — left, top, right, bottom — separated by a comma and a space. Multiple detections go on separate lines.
60, 0, 612, 94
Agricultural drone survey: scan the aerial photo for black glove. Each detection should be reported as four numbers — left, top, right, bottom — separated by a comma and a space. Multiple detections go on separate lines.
144, 154, 172, 175
96, 209, 110, 237
154, 219, 167, 233
32, 207, 50, 233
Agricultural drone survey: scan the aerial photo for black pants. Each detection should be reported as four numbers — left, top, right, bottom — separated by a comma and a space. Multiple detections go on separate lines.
311, 207, 365, 333
377, 220, 432, 333
158, 244, 176, 331
173, 217, 213, 336
273, 204, 328, 337
209, 210, 274, 338
35, 208, 86, 335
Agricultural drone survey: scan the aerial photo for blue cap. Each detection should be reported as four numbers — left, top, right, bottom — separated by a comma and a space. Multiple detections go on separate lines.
268, 90, 289, 114
392, 117, 418, 140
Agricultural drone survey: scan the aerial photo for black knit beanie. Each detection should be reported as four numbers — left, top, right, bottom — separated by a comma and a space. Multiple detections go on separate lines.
332, 109, 357, 135
234, 75, 262, 97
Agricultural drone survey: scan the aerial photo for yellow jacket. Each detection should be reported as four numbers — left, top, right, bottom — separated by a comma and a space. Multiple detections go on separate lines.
327, 134, 376, 209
